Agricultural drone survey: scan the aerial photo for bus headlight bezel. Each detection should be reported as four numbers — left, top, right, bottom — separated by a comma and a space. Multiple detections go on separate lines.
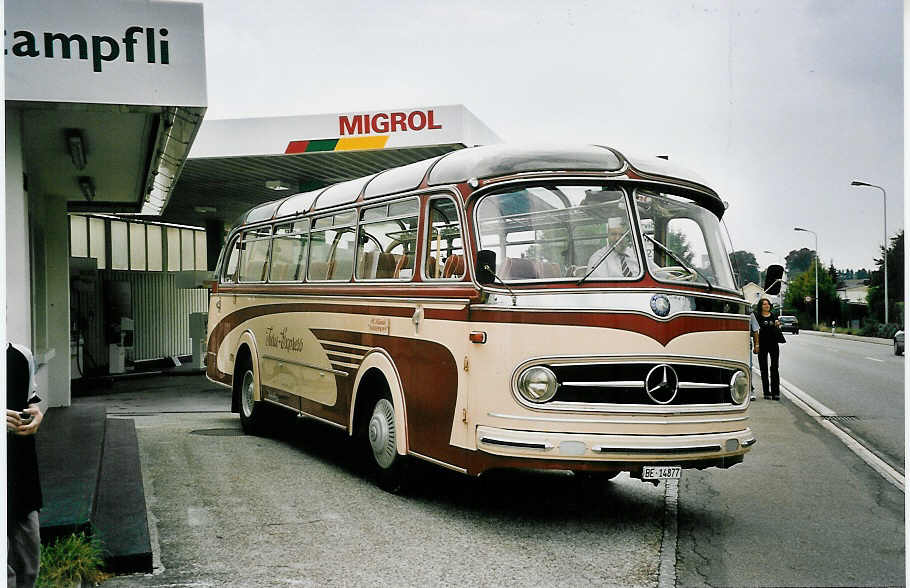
517, 366, 559, 404
729, 370, 749, 405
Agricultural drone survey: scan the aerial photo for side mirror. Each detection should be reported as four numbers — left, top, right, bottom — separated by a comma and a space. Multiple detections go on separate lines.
476, 249, 496, 285
764, 264, 784, 295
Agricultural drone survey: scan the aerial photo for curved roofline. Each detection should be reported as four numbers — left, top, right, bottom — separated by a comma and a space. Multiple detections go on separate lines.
232, 144, 725, 227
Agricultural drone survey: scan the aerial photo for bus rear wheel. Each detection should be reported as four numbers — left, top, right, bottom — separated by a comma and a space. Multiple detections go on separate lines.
236, 357, 264, 435
366, 394, 407, 493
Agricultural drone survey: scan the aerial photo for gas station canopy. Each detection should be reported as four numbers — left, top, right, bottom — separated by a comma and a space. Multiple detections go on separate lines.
156, 104, 501, 227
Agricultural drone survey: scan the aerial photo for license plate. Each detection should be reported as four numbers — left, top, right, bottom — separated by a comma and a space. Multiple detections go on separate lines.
642, 465, 681, 480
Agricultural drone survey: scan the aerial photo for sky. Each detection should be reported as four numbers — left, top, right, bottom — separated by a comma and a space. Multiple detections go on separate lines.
197, 0, 903, 272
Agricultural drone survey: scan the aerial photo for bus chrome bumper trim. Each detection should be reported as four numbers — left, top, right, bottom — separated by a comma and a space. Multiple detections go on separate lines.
486, 412, 749, 425
476, 425, 754, 460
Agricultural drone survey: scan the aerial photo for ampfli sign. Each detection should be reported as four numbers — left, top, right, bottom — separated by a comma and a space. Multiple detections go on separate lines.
4, 0, 206, 106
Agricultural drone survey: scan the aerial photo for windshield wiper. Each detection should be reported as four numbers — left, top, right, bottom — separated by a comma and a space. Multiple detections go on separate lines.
577, 228, 632, 286
643, 234, 714, 291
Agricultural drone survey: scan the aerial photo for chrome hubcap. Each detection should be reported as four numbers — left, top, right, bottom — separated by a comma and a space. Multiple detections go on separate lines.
241, 369, 254, 417
368, 398, 396, 469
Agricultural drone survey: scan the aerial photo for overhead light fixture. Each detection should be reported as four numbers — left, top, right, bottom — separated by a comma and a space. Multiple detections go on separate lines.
66, 129, 87, 170
194, 205, 217, 214
265, 180, 292, 191
77, 176, 95, 201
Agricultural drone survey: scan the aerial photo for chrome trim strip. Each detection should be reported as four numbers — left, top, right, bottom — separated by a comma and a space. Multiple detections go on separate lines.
329, 360, 360, 370
216, 292, 472, 305
678, 382, 730, 389
480, 436, 554, 450
261, 354, 348, 376
408, 451, 469, 474
592, 445, 722, 454
323, 349, 366, 360
260, 399, 347, 430
562, 381, 643, 388
316, 339, 373, 351
560, 380, 728, 390
741, 438, 757, 447
533, 401, 744, 414
295, 409, 347, 430
486, 411, 750, 425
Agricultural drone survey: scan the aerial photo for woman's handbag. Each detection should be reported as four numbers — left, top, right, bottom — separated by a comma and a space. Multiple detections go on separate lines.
776, 327, 787, 344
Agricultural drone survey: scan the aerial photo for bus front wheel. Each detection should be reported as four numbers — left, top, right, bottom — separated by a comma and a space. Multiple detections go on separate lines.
236, 357, 263, 435
366, 394, 408, 493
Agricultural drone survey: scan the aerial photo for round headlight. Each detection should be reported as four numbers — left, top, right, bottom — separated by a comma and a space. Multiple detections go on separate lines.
517, 366, 558, 403
729, 370, 749, 405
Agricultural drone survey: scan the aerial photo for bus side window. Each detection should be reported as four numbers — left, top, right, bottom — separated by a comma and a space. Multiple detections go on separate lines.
310, 211, 356, 281
221, 236, 242, 283
426, 198, 464, 280
357, 198, 419, 281
269, 219, 309, 282
238, 226, 272, 283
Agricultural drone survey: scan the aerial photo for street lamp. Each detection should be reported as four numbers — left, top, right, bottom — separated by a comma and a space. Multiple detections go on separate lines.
850, 181, 888, 325
794, 227, 818, 326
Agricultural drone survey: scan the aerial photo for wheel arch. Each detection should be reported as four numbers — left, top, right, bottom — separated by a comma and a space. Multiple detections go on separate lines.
350, 350, 408, 456
231, 330, 262, 413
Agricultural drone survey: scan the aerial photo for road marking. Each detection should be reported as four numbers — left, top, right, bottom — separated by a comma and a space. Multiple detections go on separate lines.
760, 370, 905, 492
865, 357, 885, 363
657, 478, 679, 588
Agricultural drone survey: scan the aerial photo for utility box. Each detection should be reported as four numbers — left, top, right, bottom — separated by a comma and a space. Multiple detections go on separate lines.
109, 317, 135, 374
189, 312, 208, 369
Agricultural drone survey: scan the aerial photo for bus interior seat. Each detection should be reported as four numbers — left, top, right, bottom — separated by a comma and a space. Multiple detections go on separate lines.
442, 254, 465, 278
376, 253, 399, 279
357, 250, 380, 279
424, 255, 438, 278
308, 261, 328, 280
538, 261, 563, 278
502, 257, 538, 279
394, 253, 414, 278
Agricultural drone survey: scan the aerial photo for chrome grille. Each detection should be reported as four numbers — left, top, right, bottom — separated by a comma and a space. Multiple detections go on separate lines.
546, 362, 738, 406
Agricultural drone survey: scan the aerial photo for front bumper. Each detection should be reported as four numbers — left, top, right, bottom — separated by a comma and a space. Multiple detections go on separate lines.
476, 425, 755, 464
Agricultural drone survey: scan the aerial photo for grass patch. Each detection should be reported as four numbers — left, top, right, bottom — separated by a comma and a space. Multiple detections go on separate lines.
36, 532, 110, 587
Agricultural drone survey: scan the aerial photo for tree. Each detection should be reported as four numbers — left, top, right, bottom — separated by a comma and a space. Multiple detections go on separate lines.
866, 230, 904, 325
856, 268, 870, 280
785, 248, 815, 275
784, 258, 841, 327
729, 250, 760, 286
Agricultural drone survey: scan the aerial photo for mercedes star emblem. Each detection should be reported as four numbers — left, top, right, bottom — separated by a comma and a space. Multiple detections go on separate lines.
644, 364, 679, 404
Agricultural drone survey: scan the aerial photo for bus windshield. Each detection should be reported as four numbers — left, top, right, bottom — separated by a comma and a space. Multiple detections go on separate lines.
633, 189, 736, 291
475, 184, 643, 282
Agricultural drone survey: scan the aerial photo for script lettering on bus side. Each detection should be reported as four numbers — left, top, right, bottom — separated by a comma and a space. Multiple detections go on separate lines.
264, 326, 305, 353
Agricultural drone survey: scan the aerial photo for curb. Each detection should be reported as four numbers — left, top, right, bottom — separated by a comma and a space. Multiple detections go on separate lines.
799, 329, 893, 346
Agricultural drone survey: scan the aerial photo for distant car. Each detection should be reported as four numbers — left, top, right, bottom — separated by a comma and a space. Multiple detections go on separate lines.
779, 315, 799, 334
894, 330, 904, 356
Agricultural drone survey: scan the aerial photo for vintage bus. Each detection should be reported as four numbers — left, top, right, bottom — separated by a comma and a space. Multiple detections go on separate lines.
206, 144, 755, 491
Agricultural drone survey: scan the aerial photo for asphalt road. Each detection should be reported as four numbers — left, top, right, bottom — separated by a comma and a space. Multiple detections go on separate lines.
93, 374, 904, 587
773, 331, 905, 472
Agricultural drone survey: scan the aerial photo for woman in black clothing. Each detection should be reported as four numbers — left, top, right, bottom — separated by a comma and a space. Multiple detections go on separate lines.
753, 297, 782, 400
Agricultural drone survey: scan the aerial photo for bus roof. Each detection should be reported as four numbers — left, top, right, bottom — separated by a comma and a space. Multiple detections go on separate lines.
234, 144, 725, 227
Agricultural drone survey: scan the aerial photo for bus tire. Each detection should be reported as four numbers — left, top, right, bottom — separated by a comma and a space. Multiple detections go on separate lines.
366, 393, 408, 493
235, 355, 264, 435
